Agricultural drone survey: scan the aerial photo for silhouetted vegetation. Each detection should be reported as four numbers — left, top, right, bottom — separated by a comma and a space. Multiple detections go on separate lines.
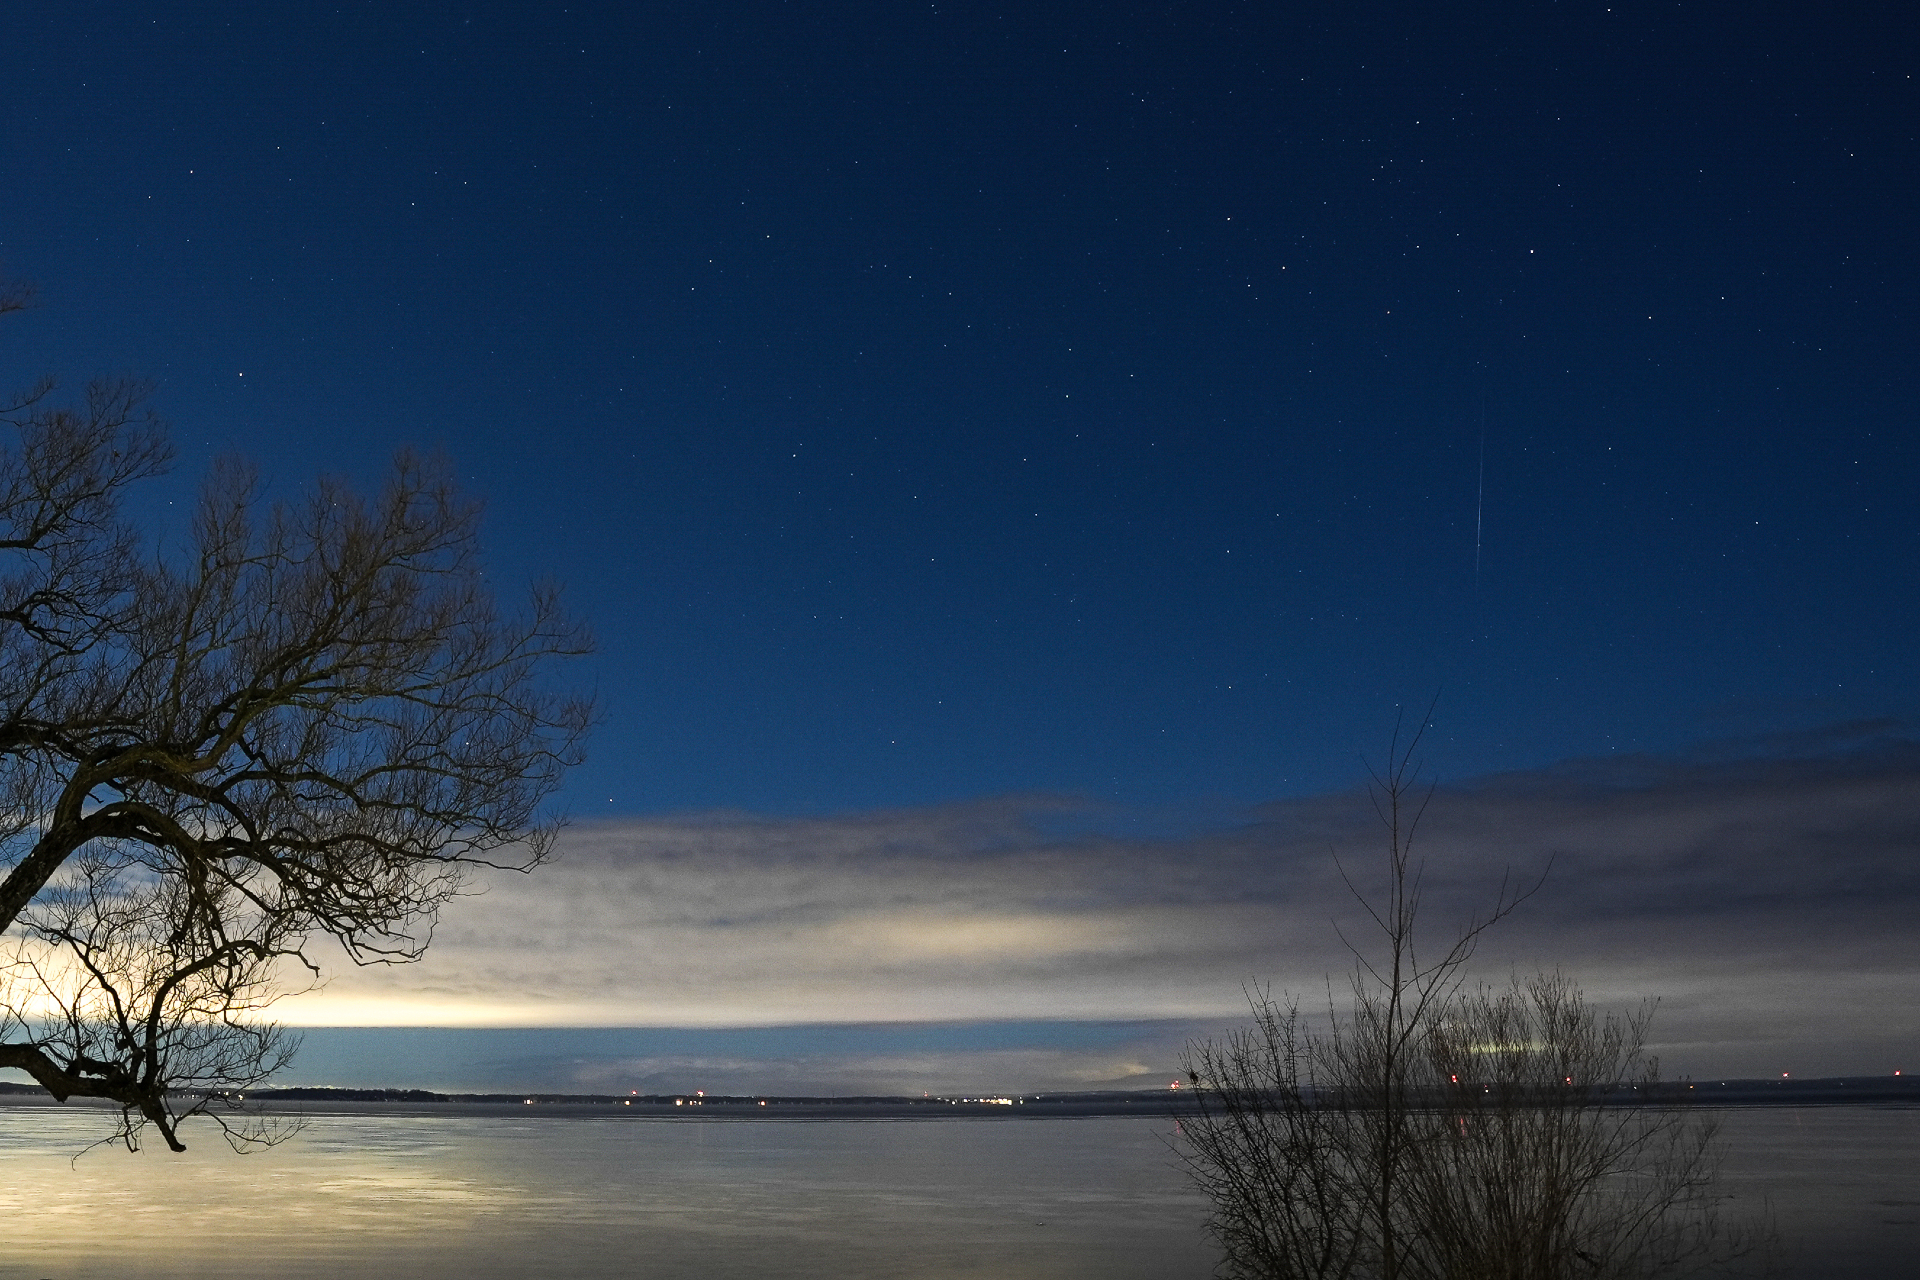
1181, 719, 1756, 1279
0, 281, 591, 1150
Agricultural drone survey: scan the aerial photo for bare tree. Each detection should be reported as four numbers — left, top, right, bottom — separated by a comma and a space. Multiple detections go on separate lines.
1322, 715, 1538, 1280
1183, 715, 1531, 1279
1182, 717, 1743, 1279
1180, 991, 1365, 1280
0, 288, 592, 1150
1411, 973, 1738, 1280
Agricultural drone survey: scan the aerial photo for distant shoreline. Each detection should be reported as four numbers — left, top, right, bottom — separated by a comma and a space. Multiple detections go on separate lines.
3, 1075, 1915, 1118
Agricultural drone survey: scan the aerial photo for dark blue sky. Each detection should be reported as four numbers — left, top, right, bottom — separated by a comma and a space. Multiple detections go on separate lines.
5, 1, 1914, 815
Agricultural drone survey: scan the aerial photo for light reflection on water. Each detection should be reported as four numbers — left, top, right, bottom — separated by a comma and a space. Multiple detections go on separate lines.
0, 1104, 1914, 1279
1711, 1106, 1920, 1280
0, 1104, 1212, 1279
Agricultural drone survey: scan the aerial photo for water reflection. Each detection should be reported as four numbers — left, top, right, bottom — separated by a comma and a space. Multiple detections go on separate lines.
0, 1103, 1914, 1278
0, 1104, 1212, 1279
1712, 1106, 1920, 1279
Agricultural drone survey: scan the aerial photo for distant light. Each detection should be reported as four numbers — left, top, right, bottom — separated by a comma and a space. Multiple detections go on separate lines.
1782, 1073, 1789, 1079
759, 1100, 767, 1106
623, 1100, 630, 1106
524, 1098, 534, 1104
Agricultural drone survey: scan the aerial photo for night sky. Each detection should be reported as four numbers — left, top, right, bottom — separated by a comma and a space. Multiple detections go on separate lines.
4, 2, 1916, 1087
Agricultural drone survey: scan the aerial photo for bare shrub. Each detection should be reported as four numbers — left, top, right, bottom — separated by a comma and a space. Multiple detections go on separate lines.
1182, 719, 1750, 1279
1409, 974, 1737, 1280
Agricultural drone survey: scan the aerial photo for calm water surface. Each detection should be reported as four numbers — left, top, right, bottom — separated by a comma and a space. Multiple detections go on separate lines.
1711, 1106, 1920, 1279
0, 1103, 1913, 1278
0, 1105, 1209, 1279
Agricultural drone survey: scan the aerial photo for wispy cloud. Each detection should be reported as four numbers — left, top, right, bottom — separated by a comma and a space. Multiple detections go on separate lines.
278, 725, 1920, 1086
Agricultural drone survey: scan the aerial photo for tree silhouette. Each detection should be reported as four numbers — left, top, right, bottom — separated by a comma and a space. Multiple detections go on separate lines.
1181, 717, 1750, 1279
0, 284, 592, 1149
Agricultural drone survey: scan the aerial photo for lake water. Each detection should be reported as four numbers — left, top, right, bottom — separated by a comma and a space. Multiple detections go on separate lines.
0, 1103, 1913, 1278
